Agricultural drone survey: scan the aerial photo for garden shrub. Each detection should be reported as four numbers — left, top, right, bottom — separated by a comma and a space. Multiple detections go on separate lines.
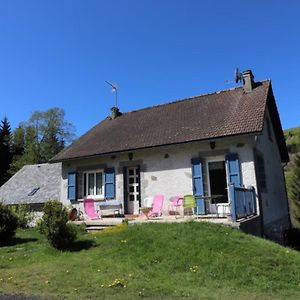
0, 203, 18, 242
11, 204, 33, 228
38, 200, 77, 250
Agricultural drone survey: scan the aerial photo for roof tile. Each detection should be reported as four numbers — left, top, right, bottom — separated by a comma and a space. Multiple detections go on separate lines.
52, 81, 270, 161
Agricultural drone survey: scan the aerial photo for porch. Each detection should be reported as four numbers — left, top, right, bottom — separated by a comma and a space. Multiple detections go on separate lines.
72, 185, 257, 231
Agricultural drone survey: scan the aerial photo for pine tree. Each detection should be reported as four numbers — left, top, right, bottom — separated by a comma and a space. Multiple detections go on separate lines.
0, 117, 12, 185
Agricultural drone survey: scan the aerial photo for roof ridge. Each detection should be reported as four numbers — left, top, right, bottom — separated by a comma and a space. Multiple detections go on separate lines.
121, 80, 270, 116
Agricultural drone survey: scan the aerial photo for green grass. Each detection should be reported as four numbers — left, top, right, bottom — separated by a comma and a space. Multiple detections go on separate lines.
1, 222, 300, 299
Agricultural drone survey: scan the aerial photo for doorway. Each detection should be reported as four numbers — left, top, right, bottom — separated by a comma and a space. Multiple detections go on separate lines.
208, 161, 228, 203
124, 166, 140, 215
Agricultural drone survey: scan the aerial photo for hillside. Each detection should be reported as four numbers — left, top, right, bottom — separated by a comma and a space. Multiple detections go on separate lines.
1, 222, 300, 299
284, 126, 300, 172
284, 126, 300, 227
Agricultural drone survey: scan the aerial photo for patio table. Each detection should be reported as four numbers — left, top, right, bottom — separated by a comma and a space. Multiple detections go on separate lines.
196, 195, 226, 217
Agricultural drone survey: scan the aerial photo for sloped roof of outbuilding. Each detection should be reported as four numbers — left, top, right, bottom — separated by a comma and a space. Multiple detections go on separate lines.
0, 163, 61, 205
51, 80, 288, 162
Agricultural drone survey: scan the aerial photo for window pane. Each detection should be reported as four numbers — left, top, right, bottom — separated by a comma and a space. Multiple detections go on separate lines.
88, 173, 94, 195
129, 169, 134, 176
96, 172, 103, 195
129, 177, 135, 184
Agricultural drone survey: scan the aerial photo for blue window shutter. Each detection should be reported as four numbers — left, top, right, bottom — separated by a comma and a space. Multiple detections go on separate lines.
123, 167, 128, 213
226, 153, 241, 187
67, 172, 77, 201
191, 158, 205, 215
191, 158, 204, 196
104, 168, 115, 199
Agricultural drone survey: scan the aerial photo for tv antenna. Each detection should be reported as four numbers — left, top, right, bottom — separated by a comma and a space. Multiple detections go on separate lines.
234, 67, 243, 83
225, 67, 244, 84
105, 80, 118, 107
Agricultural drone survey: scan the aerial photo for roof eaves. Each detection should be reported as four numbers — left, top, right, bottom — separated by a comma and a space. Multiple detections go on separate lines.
52, 130, 263, 163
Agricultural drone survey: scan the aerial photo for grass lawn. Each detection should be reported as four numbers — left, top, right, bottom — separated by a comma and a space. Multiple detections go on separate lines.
0, 221, 300, 299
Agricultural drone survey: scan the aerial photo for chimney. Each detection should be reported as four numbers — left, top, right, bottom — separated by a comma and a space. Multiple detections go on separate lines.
242, 70, 255, 93
111, 107, 120, 119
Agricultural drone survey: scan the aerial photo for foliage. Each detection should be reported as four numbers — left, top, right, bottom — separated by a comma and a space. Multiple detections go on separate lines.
38, 200, 76, 250
8, 108, 75, 177
284, 126, 300, 155
10, 204, 33, 228
284, 126, 300, 228
0, 203, 18, 242
0, 117, 13, 185
28, 108, 75, 162
1, 222, 300, 299
286, 154, 300, 228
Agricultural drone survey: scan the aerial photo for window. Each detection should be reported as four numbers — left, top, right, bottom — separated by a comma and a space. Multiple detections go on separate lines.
28, 187, 40, 196
83, 170, 104, 197
256, 153, 267, 191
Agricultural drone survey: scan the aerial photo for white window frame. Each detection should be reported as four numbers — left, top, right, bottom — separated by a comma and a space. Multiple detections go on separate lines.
82, 169, 104, 199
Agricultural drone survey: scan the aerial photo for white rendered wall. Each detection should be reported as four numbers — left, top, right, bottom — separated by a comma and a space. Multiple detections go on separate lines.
60, 135, 258, 215
255, 109, 290, 232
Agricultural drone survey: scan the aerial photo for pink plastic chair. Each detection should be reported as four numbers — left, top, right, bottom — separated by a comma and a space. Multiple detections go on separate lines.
83, 198, 101, 220
170, 196, 183, 217
148, 195, 164, 218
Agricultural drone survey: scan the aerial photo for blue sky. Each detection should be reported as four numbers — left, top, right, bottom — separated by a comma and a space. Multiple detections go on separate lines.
0, 0, 299, 137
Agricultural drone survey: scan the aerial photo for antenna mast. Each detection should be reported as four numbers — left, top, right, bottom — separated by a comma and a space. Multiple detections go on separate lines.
105, 80, 118, 107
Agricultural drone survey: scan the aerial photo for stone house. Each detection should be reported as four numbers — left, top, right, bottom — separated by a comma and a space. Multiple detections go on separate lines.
51, 70, 290, 240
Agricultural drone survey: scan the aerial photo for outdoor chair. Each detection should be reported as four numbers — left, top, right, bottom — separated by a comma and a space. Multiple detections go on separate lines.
183, 195, 196, 216
83, 198, 102, 220
169, 196, 183, 217
147, 194, 164, 218
139, 196, 154, 219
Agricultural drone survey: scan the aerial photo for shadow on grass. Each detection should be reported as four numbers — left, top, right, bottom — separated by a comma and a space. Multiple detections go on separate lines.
67, 239, 96, 252
0, 237, 38, 247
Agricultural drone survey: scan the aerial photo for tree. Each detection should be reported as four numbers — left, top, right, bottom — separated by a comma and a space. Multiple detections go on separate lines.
9, 125, 26, 176
28, 108, 75, 162
8, 108, 75, 176
0, 117, 12, 185
287, 154, 300, 228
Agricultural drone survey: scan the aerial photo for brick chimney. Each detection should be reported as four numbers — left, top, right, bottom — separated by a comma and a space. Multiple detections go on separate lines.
242, 70, 255, 93
111, 107, 121, 119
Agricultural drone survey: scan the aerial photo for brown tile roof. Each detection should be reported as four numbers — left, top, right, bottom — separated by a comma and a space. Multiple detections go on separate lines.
51, 80, 287, 162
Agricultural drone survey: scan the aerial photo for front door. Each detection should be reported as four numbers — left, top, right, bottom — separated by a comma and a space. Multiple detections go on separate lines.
125, 166, 140, 214
207, 160, 229, 216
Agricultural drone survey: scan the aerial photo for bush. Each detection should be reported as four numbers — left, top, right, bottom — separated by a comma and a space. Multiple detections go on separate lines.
0, 203, 18, 242
11, 204, 33, 228
38, 200, 77, 250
